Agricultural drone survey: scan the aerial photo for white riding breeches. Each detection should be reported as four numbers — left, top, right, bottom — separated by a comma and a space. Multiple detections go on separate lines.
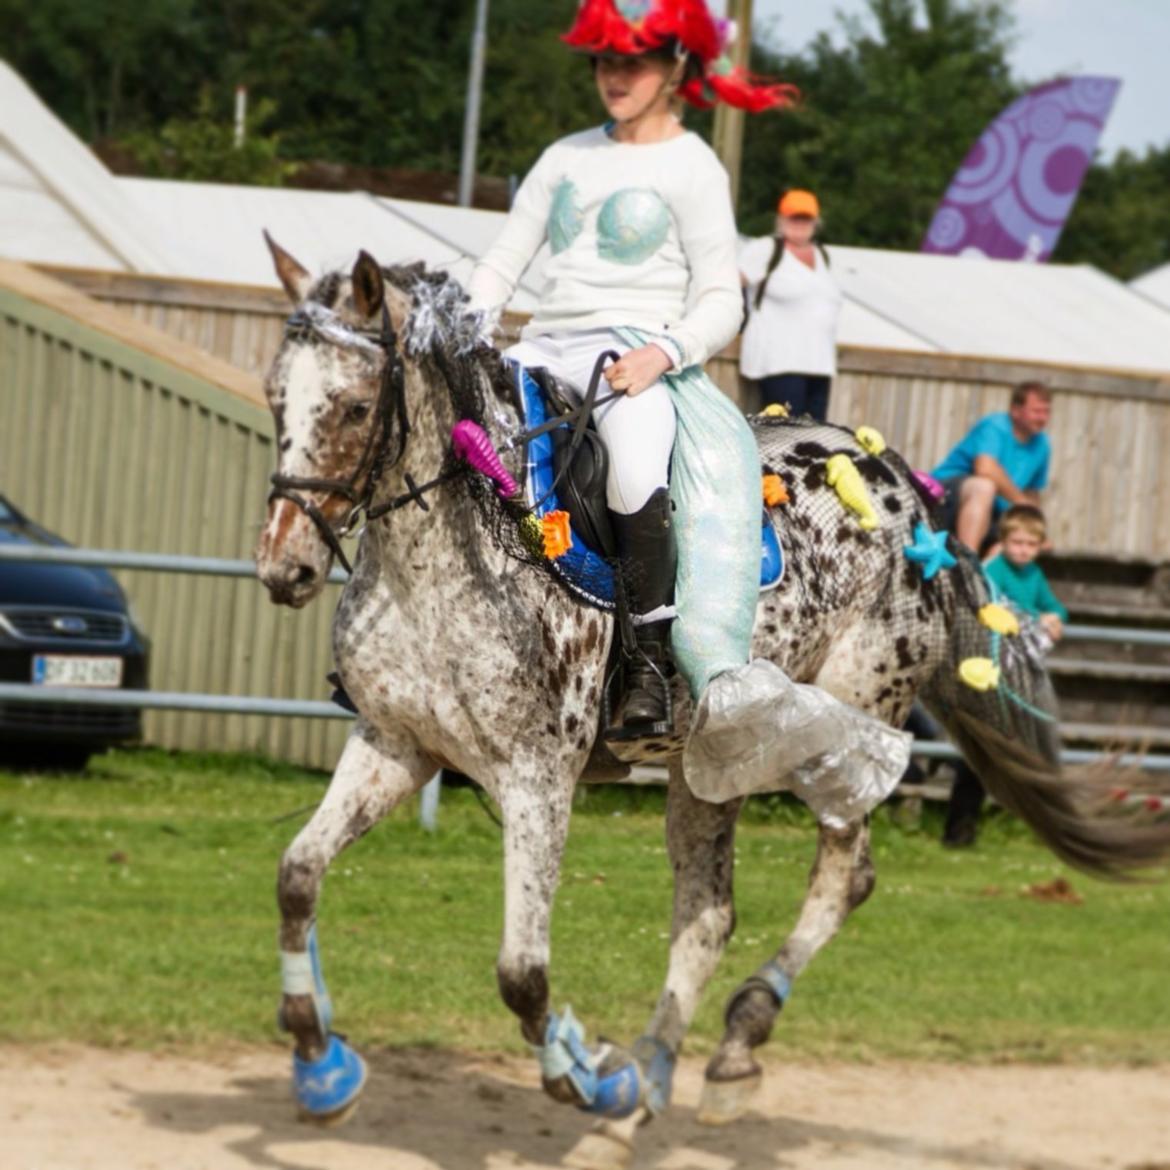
506, 329, 677, 515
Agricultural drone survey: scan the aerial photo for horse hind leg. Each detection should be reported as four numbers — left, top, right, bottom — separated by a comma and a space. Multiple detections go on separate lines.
277, 722, 435, 1123
698, 816, 875, 1125
564, 762, 741, 1170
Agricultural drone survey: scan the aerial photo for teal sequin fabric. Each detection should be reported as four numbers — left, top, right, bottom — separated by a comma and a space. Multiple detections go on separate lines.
548, 179, 584, 255
598, 189, 671, 266
616, 328, 759, 697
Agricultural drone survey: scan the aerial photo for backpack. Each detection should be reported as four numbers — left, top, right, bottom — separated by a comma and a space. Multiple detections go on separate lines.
752, 238, 832, 311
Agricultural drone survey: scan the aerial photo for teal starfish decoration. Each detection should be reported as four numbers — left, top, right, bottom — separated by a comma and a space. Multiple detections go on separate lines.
903, 521, 956, 580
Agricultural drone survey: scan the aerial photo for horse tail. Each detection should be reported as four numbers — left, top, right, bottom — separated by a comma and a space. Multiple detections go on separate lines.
921, 556, 1170, 880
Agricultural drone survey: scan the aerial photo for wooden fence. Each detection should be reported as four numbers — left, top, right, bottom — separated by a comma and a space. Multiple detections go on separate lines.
4, 261, 1168, 771
43, 263, 1170, 559
1, 262, 349, 770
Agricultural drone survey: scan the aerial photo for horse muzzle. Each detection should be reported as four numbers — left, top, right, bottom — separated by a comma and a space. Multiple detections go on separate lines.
256, 498, 335, 608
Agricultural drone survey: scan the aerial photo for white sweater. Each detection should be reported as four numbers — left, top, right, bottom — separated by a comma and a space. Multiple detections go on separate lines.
469, 127, 742, 371
738, 236, 843, 379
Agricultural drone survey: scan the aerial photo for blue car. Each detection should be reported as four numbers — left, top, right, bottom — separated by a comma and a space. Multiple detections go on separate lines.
0, 495, 150, 768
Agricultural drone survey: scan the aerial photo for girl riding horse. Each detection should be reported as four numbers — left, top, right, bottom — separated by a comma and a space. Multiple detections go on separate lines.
471, 0, 797, 759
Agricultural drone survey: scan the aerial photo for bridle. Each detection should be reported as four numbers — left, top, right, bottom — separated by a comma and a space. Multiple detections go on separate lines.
268, 293, 621, 576
268, 300, 416, 575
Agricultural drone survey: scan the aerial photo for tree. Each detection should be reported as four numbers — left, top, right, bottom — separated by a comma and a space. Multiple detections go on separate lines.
0, 0, 207, 139
1056, 145, 1170, 280
737, 0, 1019, 244
122, 92, 294, 186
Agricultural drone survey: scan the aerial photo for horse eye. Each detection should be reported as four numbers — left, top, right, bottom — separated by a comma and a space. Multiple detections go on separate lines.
345, 401, 372, 424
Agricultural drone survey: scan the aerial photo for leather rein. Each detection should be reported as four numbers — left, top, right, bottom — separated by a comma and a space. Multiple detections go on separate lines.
269, 297, 619, 576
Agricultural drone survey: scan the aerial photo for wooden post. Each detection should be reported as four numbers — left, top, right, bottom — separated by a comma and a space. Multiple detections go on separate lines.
711, 0, 753, 210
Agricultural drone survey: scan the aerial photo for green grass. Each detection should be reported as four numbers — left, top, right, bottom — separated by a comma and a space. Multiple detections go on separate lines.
1, 746, 1168, 1064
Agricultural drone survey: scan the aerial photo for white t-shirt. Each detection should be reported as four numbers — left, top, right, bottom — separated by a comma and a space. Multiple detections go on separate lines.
738, 236, 843, 379
469, 126, 742, 371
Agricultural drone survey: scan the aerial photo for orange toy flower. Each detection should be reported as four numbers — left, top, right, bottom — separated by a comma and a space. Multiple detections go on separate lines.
541, 510, 574, 559
762, 474, 789, 507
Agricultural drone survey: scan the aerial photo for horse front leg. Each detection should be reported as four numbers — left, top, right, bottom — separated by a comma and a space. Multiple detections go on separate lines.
277, 721, 435, 1122
565, 762, 742, 1170
699, 816, 875, 1124
496, 767, 644, 1124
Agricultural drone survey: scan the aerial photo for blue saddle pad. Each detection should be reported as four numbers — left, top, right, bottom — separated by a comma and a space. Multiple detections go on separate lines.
516, 365, 617, 609
513, 364, 784, 606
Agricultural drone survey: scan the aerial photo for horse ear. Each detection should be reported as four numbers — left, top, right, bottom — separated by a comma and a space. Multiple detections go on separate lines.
351, 250, 385, 320
264, 231, 312, 304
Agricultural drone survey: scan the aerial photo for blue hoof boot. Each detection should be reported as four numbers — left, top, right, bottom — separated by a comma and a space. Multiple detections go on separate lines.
293, 1033, 367, 1121
633, 1035, 676, 1116
587, 1058, 642, 1119
538, 1007, 644, 1120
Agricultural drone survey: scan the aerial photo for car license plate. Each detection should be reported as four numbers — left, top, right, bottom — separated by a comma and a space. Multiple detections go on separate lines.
32, 655, 124, 688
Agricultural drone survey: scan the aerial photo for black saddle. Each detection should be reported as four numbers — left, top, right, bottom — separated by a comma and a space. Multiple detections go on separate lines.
526, 366, 617, 560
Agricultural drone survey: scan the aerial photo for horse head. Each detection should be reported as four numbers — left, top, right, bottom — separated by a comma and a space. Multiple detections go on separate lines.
256, 235, 416, 606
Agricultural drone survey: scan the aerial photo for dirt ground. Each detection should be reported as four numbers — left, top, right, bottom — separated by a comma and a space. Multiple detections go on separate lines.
3, 1044, 1168, 1170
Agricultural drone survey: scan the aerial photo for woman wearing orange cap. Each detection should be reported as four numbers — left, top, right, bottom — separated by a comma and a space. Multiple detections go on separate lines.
739, 188, 843, 421
471, 0, 794, 742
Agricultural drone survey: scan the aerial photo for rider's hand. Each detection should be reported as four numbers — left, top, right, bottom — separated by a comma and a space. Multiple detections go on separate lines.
1039, 612, 1064, 641
604, 344, 674, 397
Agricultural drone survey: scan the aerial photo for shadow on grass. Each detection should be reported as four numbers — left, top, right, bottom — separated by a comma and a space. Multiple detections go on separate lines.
122, 1046, 1088, 1170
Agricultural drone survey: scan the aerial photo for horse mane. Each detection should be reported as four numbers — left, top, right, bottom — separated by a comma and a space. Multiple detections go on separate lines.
355, 260, 558, 582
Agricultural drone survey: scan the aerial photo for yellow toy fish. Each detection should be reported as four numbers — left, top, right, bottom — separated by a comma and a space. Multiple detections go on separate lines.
958, 657, 1001, 692
978, 603, 1020, 636
855, 426, 886, 456
824, 454, 879, 530
762, 403, 790, 418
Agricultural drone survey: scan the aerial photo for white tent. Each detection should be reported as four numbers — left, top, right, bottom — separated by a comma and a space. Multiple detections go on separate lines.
1131, 261, 1170, 312
0, 61, 176, 273
821, 245, 1170, 372
6, 58, 1170, 373
114, 177, 548, 312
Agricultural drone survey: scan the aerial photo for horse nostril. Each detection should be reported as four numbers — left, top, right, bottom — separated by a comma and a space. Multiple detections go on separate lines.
294, 565, 317, 586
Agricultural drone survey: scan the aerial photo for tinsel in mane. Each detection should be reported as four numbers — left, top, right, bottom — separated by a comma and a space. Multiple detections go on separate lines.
383, 264, 588, 588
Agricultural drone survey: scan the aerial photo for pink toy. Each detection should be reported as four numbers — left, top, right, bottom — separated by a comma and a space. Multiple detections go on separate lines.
451, 420, 519, 499
913, 470, 945, 502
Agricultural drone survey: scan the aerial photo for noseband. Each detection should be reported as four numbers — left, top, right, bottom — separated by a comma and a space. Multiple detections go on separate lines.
268, 301, 411, 574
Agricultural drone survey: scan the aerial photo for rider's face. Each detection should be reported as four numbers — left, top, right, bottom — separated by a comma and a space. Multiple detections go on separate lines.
594, 54, 676, 122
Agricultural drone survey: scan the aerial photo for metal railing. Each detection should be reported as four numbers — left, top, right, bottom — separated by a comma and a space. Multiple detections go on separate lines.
2, 543, 1169, 771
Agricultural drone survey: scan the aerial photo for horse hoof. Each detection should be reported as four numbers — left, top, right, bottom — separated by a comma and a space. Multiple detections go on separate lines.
297, 1095, 362, 1128
696, 1070, 762, 1126
293, 1033, 367, 1125
562, 1121, 635, 1170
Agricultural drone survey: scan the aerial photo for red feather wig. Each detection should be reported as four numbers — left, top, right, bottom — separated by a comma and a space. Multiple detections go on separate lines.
563, 0, 797, 113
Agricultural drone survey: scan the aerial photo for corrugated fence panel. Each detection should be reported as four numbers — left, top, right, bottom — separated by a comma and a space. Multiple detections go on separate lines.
0, 262, 349, 770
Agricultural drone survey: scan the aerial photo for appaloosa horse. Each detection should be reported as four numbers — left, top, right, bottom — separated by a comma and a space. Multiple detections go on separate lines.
254, 242, 1170, 1167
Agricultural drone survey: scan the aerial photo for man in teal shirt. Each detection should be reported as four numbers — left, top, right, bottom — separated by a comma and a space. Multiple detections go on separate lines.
932, 382, 1052, 552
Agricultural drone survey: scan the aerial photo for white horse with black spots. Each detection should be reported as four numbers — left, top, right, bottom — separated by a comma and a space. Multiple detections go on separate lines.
254, 242, 1170, 1168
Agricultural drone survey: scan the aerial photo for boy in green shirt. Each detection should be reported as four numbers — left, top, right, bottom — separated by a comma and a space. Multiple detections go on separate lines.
984, 505, 1068, 641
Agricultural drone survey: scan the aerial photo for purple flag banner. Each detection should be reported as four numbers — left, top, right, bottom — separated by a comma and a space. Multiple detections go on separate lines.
922, 76, 1120, 262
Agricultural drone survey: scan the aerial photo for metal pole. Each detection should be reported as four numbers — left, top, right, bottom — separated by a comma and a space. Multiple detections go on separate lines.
458, 0, 491, 208
712, 0, 753, 210
234, 85, 247, 148
0, 683, 352, 719
419, 771, 442, 831
0, 544, 347, 584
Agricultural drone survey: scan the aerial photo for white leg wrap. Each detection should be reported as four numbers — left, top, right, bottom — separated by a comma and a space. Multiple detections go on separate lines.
281, 949, 316, 996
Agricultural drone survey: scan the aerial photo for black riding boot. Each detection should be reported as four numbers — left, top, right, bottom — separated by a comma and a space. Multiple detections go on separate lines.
608, 488, 677, 737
